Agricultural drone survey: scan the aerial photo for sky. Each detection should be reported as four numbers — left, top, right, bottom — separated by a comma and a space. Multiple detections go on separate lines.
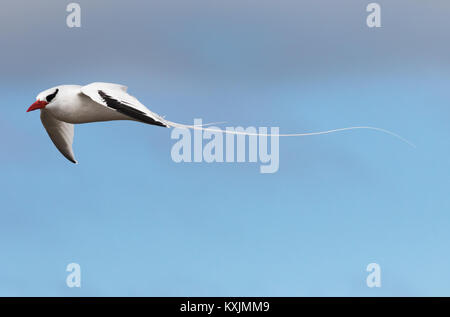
0, 0, 450, 296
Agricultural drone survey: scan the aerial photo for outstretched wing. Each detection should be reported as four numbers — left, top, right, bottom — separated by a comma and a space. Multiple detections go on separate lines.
40, 109, 77, 164
80, 82, 168, 127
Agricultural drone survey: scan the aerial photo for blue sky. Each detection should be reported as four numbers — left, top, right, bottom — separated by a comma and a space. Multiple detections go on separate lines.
1, 0, 450, 296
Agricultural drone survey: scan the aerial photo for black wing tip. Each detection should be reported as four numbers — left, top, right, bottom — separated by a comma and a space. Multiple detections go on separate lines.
154, 121, 169, 128
64, 156, 78, 164
98, 90, 167, 127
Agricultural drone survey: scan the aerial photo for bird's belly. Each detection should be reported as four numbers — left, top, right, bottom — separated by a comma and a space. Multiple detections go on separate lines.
53, 95, 133, 124
68, 105, 131, 123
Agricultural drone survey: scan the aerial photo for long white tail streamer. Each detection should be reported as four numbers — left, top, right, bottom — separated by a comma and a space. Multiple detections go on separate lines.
193, 121, 227, 127
165, 120, 416, 148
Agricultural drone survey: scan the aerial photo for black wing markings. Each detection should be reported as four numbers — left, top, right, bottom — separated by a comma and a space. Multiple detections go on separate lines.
98, 90, 167, 127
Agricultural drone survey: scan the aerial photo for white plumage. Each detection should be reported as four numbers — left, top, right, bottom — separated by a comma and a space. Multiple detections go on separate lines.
27, 82, 414, 164
28, 82, 169, 163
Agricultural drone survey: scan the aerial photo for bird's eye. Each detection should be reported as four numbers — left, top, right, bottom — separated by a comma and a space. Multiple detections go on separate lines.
46, 89, 59, 102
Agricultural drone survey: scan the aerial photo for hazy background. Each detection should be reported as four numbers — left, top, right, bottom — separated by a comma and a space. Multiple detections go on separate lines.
0, 0, 449, 296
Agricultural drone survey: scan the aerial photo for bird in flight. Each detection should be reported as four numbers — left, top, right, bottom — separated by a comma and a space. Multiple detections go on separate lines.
27, 82, 414, 163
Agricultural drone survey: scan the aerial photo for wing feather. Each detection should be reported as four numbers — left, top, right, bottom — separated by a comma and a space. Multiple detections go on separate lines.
80, 82, 168, 127
40, 110, 77, 164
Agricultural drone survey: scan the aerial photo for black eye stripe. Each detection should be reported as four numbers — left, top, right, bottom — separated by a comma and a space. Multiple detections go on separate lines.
46, 88, 59, 102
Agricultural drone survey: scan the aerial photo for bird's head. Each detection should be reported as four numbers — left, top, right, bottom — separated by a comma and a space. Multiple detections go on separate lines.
27, 87, 59, 112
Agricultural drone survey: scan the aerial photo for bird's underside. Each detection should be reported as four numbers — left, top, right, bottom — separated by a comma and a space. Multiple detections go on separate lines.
39, 82, 169, 164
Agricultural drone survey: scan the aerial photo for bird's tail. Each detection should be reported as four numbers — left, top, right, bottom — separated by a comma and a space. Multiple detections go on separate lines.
165, 120, 416, 148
